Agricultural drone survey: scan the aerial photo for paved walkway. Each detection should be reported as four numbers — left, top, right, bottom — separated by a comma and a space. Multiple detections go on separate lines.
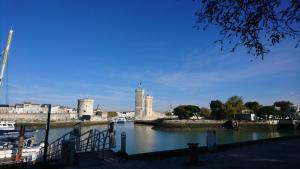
67, 139, 300, 169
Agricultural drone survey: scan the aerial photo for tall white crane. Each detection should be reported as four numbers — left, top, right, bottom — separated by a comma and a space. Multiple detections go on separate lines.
0, 29, 13, 87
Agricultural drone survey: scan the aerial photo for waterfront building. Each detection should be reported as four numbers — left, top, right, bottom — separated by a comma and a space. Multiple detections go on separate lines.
134, 87, 155, 120
234, 113, 256, 121
51, 105, 77, 114
117, 111, 135, 118
93, 106, 107, 120
0, 103, 49, 114
0, 102, 79, 121
0, 104, 9, 113
286, 104, 299, 119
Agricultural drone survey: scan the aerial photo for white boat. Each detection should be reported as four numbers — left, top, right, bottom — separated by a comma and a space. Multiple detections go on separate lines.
0, 121, 36, 137
0, 121, 15, 131
0, 136, 44, 161
114, 117, 127, 123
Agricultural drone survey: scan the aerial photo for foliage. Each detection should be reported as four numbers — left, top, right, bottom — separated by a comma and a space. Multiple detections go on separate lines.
210, 100, 225, 119
200, 107, 211, 118
173, 105, 201, 120
107, 111, 118, 118
257, 106, 281, 119
194, 0, 300, 58
244, 101, 261, 113
224, 96, 244, 118
165, 112, 173, 116
95, 111, 102, 116
273, 101, 293, 113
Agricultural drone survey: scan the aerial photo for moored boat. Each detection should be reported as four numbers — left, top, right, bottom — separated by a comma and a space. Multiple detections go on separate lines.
114, 117, 127, 123
0, 135, 44, 161
0, 121, 36, 136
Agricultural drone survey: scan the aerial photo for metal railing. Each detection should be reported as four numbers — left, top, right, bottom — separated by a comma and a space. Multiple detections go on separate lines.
40, 127, 113, 162
76, 129, 110, 153
47, 130, 74, 161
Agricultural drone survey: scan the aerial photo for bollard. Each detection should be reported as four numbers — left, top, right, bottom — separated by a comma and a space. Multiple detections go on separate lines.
110, 130, 116, 149
207, 130, 217, 151
73, 127, 81, 151
187, 143, 199, 164
61, 140, 75, 166
121, 132, 126, 154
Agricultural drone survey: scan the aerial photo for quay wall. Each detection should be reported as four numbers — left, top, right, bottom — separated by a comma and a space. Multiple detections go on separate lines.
14, 120, 108, 128
136, 119, 293, 130
127, 135, 300, 160
0, 113, 73, 122
0, 113, 108, 128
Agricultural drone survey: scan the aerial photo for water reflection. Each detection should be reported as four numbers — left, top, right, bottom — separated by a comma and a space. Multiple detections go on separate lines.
31, 123, 300, 155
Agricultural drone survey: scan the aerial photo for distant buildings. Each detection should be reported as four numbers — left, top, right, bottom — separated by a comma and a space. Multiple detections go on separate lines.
0, 103, 49, 114
0, 102, 77, 114
0, 102, 77, 121
117, 111, 135, 118
287, 105, 299, 118
77, 98, 108, 121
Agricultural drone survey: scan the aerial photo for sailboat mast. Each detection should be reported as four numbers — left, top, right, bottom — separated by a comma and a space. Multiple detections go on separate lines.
0, 29, 13, 87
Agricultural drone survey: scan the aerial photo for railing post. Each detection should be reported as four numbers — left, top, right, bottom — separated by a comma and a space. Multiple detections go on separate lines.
43, 104, 52, 164
86, 130, 93, 152
73, 123, 81, 151
187, 143, 199, 165
109, 122, 116, 149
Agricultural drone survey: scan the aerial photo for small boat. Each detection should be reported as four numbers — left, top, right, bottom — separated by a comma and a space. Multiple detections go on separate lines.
0, 121, 36, 136
0, 121, 15, 134
0, 135, 44, 161
114, 117, 127, 123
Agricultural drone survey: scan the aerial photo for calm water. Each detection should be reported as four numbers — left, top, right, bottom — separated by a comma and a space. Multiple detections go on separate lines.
30, 122, 300, 155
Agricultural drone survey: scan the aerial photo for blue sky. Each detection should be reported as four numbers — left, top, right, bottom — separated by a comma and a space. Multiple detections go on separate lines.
0, 0, 299, 111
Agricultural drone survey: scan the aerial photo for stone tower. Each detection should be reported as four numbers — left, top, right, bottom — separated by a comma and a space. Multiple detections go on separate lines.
135, 88, 145, 120
77, 98, 94, 118
144, 95, 153, 119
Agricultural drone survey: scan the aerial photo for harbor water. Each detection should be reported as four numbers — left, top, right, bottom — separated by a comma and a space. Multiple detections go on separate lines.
31, 122, 300, 155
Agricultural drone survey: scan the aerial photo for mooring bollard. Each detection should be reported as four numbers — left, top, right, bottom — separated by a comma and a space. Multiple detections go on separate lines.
187, 143, 199, 164
121, 132, 126, 154
61, 139, 75, 166
207, 130, 217, 151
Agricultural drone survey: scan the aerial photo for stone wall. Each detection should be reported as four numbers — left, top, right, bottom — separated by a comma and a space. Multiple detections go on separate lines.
0, 113, 74, 122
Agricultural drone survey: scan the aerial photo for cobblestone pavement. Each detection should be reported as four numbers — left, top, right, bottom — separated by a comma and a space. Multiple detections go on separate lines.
67, 139, 300, 169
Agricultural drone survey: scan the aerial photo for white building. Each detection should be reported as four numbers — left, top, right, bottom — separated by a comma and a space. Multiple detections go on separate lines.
94, 106, 107, 120
117, 111, 135, 118
51, 105, 77, 114
0, 103, 49, 114
135, 87, 155, 120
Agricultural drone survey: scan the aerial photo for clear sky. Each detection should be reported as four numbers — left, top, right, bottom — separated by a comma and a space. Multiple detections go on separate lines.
0, 0, 299, 111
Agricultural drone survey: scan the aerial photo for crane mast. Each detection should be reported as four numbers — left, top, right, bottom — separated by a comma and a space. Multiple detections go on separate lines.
0, 29, 13, 87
